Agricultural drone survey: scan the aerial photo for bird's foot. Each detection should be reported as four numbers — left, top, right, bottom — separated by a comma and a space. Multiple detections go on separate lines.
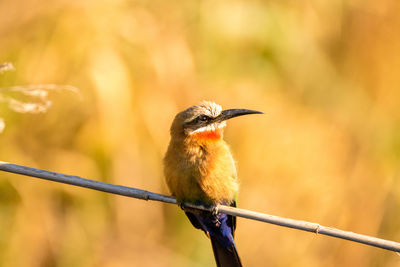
211, 204, 219, 216
177, 202, 186, 210
177, 201, 219, 216
178, 202, 198, 212
210, 205, 222, 226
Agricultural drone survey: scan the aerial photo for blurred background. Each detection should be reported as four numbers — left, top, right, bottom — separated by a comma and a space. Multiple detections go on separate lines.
0, 0, 400, 266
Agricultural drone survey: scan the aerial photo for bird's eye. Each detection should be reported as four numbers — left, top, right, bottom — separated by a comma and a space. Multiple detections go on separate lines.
197, 115, 209, 122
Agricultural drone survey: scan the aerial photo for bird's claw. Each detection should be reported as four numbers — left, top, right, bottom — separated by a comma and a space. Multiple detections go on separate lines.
177, 202, 219, 215
178, 202, 186, 210
211, 205, 219, 216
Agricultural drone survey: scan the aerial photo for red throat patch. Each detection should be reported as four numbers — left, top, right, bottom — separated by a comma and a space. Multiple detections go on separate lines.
193, 130, 222, 140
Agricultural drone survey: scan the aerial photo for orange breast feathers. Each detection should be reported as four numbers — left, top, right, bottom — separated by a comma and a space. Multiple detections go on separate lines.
191, 129, 222, 140
163, 136, 238, 204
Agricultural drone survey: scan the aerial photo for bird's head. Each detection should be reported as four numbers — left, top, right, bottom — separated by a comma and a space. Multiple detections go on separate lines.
170, 101, 262, 141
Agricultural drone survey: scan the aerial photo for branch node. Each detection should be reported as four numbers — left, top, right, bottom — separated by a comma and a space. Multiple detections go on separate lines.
315, 225, 321, 235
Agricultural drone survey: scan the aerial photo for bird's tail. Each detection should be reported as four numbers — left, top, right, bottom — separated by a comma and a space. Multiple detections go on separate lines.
210, 236, 242, 267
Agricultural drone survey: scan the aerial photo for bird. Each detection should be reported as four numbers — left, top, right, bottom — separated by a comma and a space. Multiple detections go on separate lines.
163, 101, 262, 267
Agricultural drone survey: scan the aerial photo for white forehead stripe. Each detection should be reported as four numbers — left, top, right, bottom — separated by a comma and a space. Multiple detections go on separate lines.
199, 101, 222, 117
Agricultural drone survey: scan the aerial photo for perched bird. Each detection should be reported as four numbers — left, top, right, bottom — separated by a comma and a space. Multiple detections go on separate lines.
163, 101, 262, 267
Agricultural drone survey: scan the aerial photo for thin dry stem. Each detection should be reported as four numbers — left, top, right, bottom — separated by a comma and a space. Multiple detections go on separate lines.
0, 161, 399, 253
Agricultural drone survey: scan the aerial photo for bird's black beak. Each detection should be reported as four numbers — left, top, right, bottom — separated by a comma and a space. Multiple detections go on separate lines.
216, 108, 263, 122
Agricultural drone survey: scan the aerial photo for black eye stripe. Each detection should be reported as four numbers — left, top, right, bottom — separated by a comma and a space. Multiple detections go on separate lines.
197, 115, 209, 121
185, 114, 213, 126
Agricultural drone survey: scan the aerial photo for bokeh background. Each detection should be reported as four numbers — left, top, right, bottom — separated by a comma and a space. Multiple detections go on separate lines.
1, 0, 400, 266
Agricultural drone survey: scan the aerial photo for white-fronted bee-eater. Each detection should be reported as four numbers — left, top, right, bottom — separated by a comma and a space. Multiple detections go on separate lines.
164, 101, 262, 267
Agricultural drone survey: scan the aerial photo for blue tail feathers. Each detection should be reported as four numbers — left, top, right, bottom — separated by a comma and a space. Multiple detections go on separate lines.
211, 235, 242, 267
185, 211, 242, 267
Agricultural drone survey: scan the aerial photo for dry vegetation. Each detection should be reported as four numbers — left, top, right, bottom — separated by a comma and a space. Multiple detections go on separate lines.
0, 0, 400, 266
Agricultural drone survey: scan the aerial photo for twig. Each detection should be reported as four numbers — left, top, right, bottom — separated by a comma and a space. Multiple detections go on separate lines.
0, 161, 399, 253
